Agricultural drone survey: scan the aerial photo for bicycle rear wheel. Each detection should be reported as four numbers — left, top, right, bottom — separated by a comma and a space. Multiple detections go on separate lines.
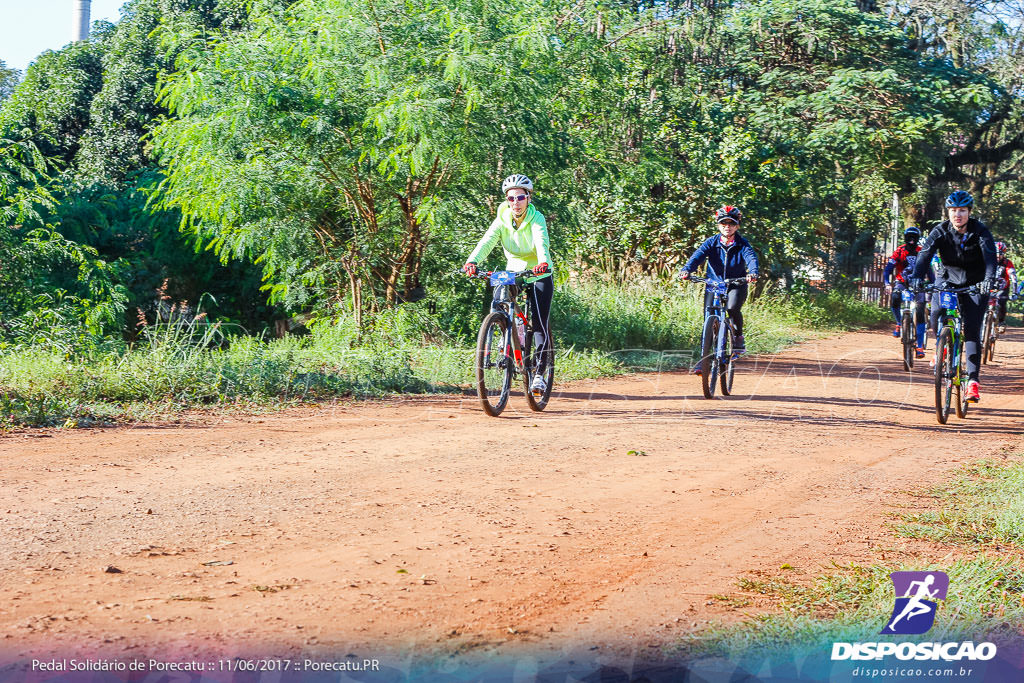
524, 331, 554, 412
701, 316, 719, 399
720, 322, 736, 396
934, 328, 953, 424
901, 310, 914, 371
475, 312, 513, 417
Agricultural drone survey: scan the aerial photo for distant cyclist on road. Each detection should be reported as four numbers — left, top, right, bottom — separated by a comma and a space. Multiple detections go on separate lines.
462, 174, 553, 396
883, 226, 929, 358
679, 205, 759, 362
910, 190, 997, 403
994, 241, 1016, 334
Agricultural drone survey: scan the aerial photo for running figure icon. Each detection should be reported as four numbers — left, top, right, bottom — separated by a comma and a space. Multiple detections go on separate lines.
881, 571, 950, 635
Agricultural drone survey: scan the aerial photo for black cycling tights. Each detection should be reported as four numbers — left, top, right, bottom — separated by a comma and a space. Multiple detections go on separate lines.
526, 277, 553, 374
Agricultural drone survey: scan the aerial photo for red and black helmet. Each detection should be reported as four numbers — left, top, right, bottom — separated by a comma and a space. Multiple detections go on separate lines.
995, 241, 1007, 256
715, 205, 742, 224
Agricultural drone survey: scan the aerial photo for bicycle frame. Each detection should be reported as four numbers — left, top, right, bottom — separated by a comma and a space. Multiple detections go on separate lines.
705, 280, 735, 359
934, 289, 964, 377
693, 277, 747, 350
896, 284, 926, 369
925, 282, 983, 423
485, 272, 532, 375
467, 268, 555, 417
898, 288, 920, 327
686, 275, 748, 398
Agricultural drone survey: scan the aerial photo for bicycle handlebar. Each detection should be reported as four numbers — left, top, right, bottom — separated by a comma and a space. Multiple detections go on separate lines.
684, 276, 751, 285
457, 268, 547, 281
917, 283, 984, 295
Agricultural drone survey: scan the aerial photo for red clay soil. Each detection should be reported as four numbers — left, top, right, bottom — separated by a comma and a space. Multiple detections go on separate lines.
2, 329, 1023, 665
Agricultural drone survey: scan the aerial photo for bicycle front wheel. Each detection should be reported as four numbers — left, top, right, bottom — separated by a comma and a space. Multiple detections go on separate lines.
901, 310, 914, 371
934, 328, 953, 424
524, 332, 554, 412
955, 336, 968, 419
720, 322, 736, 396
983, 311, 991, 362
475, 312, 513, 417
981, 311, 994, 365
701, 316, 719, 399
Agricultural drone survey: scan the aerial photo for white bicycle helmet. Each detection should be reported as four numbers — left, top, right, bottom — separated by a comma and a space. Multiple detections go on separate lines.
501, 174, 533, 195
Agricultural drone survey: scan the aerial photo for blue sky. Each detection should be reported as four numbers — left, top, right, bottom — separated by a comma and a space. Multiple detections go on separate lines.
2, 0, 127, 73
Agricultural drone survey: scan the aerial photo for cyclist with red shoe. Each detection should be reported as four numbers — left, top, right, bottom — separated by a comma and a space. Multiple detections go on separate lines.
463, 174, 553, 396
994, 241, 1016, 333
910, 191, 997, 403
884, 226, 929, 358
679, 205, 759, 368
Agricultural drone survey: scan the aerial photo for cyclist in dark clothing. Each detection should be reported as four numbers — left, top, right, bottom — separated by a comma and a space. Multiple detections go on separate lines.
994, 241, 1016, 333
911, 190, 997, 403
680, 205, 759, 358
883, 226, 929, 357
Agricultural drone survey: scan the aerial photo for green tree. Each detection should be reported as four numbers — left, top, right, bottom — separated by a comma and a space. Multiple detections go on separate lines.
0, 59, 18, 103
0, 133, 128, 344
153, 0, 572, 326
0, 41, 106, 168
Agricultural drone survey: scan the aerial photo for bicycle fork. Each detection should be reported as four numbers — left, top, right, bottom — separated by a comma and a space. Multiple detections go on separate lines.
941, 323, 963, 386
716, 319, 729, 365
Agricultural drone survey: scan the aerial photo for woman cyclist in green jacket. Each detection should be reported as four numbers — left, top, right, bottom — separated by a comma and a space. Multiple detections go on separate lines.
463, 174, 553, 396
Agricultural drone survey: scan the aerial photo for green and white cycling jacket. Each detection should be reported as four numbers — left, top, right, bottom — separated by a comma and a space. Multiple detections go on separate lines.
468, 203, 552, 282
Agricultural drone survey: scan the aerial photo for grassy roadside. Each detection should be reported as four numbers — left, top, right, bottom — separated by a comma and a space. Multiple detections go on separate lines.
677, 455, 1024, 661
0, 278, 887, 429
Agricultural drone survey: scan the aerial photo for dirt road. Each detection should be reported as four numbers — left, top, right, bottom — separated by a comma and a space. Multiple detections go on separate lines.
2, 329, 1023, 664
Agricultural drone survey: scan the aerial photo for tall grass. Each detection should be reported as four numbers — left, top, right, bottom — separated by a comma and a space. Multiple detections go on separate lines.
0, 277, 887, 428
894, 460, 1024, 547
556, 278, 885, 364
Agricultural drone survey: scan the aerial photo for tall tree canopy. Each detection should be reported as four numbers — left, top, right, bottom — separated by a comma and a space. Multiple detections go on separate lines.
2, 0, 1024, 339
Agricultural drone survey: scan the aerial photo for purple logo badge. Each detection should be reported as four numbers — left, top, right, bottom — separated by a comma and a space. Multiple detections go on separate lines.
881, 571, 949, 635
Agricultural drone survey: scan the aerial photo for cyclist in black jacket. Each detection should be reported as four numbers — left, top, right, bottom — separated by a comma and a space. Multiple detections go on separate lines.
680, 205, 759, 356
910, 191, 997, 403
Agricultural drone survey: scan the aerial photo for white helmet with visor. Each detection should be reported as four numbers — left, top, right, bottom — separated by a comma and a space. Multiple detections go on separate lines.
501, 174, 533, 195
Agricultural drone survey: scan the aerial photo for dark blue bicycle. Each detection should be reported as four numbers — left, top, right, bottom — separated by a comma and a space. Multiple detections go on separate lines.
685, 276, 748, 399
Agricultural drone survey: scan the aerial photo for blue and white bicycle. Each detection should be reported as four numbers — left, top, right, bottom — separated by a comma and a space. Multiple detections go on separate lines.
685, 276, 749, 399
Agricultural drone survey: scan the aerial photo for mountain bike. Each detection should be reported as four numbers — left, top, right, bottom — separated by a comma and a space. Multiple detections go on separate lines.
685, 276, 749, 399
925, 283, 980, 424
980, 290, 998, 364
896, 287, 922, 372
465, 269, 554, 417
